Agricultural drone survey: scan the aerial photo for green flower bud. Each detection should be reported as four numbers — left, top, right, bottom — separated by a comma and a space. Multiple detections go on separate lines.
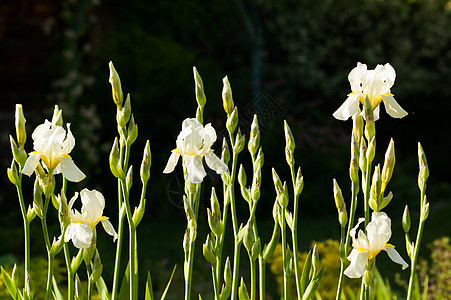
210, 188, 221, 220
359, 139, 367, 173
26, 205, 36, 223
278, 182, 289, 208
234, 129, 245, 154
226, 107, 238, 135
284, 120, 295, 152
7, 160, 20, 186
295, 167, 304, 196
224, 256, 232, 285
183, 230, 189, 253
222, 76, 235, 116
421, 201, 429, 221
243, 222, 255, 252
363, 96, 375, 141
193, 66, 206, 107
42, 176, 55, 199
238, 278, 250, 300
272, 168, 283, 194
109, 61, 123, 108
251, 237, 261, 260
109, 138, 124, 179
363, 269, 373, 287
352, 112, 363, 145
221, 138, 230, 165
366, 137, 376, 164
127, 115, 138, 146
50, 236, 64, 257
33, 179, 44, 219
132, 198, 146, 227
338, 209, 348, 227
333, 179, 345, 210
126, 165, 133, 193
140, 140, 151, 184
71, 250, 84, 274
248, 115, 260, 156
402, 205, 411, 233
378, 191, 393, 211
251, 169, 261, 202
418, 143, 429, 191
255, 148, 264, 171
202, 235, 216, 264
262, 223, 280, 261
10, 136, 27, 168
89, 250, 103, 283
15, 104, 27, 148
381, 139, 395, 192
51, 105, 63, 128
370, 165, 382, 209
285, 210, 293, 230
238, 164, 247, 188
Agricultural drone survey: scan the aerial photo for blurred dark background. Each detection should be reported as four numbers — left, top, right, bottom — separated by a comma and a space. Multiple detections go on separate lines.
1, 0, 450, 298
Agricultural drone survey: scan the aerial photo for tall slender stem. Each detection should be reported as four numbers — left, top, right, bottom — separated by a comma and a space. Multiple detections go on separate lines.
229, 150, 241, 300
250, 258, 257, 300
280, 210, 289, 300
45, 254, 55, 300
336, 225, 346, 300
16, 182, 31, 287
289, 164, 302, 299
258, 257, 265, 300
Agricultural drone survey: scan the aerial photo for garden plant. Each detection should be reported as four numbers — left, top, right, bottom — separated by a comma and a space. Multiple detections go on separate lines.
2, 61, 431, 300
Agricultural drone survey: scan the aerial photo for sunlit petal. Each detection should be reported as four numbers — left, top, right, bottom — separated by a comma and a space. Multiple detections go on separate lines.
101, 219, 118, 242
384, 246, 409, 270
205, 152, 228, 174
21, 153, 42, 176
381, 95, 408, 119
333, 94, 360, 121
59, 156, 86, 182
344, 249, 369, 278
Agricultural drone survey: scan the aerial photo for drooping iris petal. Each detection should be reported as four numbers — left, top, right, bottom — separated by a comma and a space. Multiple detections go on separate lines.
58, 156, 86, 182
21, 153, 42, 176
205, 152, 228, 174
383, 246, 409, 270
333, 94, 361, 121
381, 95, 408, 118
163, 151, 181, 174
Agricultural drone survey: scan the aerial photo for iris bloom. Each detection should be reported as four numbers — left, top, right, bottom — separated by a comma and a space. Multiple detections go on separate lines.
21, 120, 85, 182
344, 212, 408, 278
65, 189, 117, 249
333, 62, 408, 121
163, 118, 228, 183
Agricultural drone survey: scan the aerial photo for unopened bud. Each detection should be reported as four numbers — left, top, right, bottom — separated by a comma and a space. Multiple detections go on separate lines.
370, 165, 382, 210
132, 198, 146, 227
418, 143, 429, 191
234, 129, 245, 153
248, 115, 260, 156
226, 107, 238, 134
402, 205, 411, 233
15, 104, 27, 148
278, 182, 289, 208
7, 160, 20, 186
50, 236, 64, 256
312, 244, 319, 273
367, 137, 376, 164
224, 256, 232, 285
193, 67, 206, 107
109, 61, 123, 108
109, 138, 124, 179
352, 112, 363, 144
284, 120, 295, 152
381, 139, 395, 192
272, 168, 283, 194
210, 188, 221, 220
126, 165, 133, 193
338, 210, 348, 227
10, 135, 27, 167
239, 278, 250, 300
251, 169, 261, 202
238, 164, 247, 188
140, 140, 151, 184
221, 138, 230, 165
363, 269, 373, 287
127, 115, 138, 146
421, 201, 429, 221
333, 179, 345, 210
364, 96, 375, 141
183, 230, 189, 253
202, 235, 215, 264
222, 76, 235, 116
359, 139, 367, 172
295, 167, 304, 196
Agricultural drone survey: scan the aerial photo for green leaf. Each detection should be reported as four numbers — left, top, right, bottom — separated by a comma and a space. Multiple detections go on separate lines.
302, 266, 324, 300
160, 265, 177, 300
52, 276, 64, 300
300, 249, 313, 295
145, 271, 154, 300
118, 262, 130, 300
95, 276, 111, 300
1, 266, 18, 300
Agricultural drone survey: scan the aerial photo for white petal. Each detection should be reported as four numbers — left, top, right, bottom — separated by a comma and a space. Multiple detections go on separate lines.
66, 222, 93, 249
101, 219, 118, 242
80, 188, 105, 223
333, 94, 361, 121
185, 155, 206, 183
381, 95, 408, 118
205, 152, 228, 174
373, 105, 380, 121
21, 153, 42, 176
348, 63, 367, 93
344, 249, 369, 278
201, 123, 217, 152
383, 246, 409, 270
163, 151, 180, 173
58, 156, 86, 182
31, 120, 52, 141
61, 123, 75, 154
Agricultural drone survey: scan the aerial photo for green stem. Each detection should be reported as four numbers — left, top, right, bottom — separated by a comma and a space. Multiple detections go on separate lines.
231, 242, 242, 300
45, 254, 55, 300
336, 225, 346, 300
229, 148, 241, 300
289, 164, 302, 299
16, 183, 31, 287
86, 259, 93, 300
250, 258, 257, 300
211, 261, 219, 300
406, 189, 426, 300
112, 180, 125, 300
363, 160, 372, 228
215, 183, 229, 291
280, 210, 290, 300
63, 243, 74, 300
258, 257, 265, 300
345, 181, 358, 254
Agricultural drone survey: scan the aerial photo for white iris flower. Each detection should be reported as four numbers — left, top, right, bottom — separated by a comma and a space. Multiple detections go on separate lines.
21, 120, 85, 182
344, 212, 408, 278
333, 62, 408, 121
163, 118, 228, 183
65, 189, 117, 249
